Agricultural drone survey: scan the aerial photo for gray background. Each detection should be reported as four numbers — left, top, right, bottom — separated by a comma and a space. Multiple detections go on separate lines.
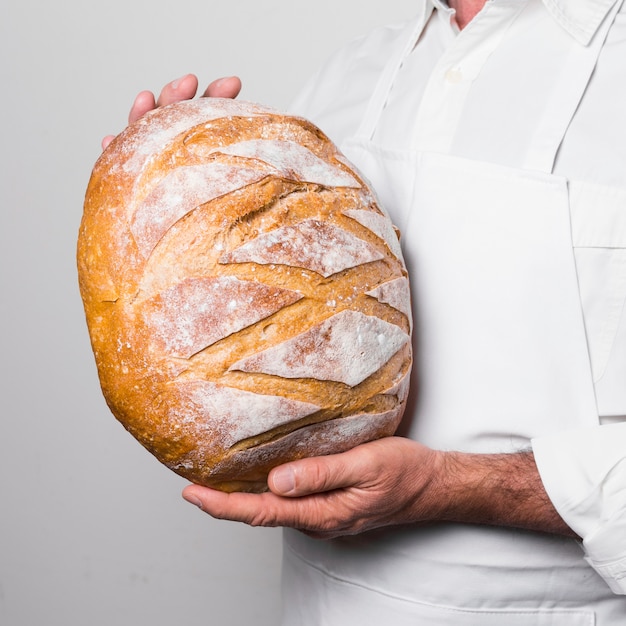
0, 1, 415, 624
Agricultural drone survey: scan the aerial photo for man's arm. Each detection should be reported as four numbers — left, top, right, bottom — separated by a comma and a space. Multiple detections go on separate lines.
182, 436, 577, 540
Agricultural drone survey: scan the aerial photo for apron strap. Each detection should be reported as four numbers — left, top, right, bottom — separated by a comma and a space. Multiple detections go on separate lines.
355, 2, 433, 142
523, 0, 625, 173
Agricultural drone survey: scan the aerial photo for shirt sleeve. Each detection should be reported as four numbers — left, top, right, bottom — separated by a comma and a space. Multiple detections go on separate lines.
532, 422, 626, 594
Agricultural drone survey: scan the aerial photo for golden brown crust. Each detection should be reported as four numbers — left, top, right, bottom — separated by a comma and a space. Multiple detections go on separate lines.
77, 98, 412, 492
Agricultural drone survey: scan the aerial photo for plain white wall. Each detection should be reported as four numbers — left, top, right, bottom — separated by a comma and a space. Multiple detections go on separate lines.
0, 2, 416, 625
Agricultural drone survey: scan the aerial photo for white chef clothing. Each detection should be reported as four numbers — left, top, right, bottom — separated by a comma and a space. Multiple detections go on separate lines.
285, 0, 626, 615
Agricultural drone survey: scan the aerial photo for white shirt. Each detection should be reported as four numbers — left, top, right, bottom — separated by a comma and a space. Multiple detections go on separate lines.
290, 0, 626, 594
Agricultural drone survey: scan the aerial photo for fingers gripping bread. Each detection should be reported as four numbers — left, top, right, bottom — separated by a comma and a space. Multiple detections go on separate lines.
77, 98, 412, 492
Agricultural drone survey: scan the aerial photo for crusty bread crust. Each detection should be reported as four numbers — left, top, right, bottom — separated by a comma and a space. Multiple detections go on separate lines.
77, 98, 412, 492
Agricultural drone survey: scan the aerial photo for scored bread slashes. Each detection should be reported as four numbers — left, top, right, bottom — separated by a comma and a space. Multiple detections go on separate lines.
77, 98, 412, 492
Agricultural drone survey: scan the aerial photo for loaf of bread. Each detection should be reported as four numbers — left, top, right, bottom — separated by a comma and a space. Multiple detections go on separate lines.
77, 98, 412, 492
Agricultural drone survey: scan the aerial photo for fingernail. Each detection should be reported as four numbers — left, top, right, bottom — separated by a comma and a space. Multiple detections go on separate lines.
171, 76, 185, 90
183, 493, 203, 510
272, 467, 296, 495
215, 76, 236, 86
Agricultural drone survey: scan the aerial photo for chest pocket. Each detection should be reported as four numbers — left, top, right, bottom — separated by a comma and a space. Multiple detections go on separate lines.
570, 180, 626, 418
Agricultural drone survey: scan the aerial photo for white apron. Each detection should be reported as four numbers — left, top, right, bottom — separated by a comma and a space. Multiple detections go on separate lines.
282, 3, 626, 624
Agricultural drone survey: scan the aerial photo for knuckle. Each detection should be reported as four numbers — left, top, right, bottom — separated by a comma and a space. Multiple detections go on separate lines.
310, 461, 335, 491
248, 506, 280, 528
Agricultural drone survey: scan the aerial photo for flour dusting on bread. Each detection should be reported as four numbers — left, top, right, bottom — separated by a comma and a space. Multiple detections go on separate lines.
77, 98, 412, 492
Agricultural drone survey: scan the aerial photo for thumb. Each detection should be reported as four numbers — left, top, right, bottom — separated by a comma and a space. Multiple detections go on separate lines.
268, 450, 363, 497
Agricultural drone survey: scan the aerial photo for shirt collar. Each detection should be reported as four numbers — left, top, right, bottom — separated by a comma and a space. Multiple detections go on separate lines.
427, 0, 619, 46
429, 0, 461, 33
542, 0, 619, 45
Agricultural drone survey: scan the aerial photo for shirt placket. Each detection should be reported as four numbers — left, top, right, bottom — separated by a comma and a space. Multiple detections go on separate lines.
412, 0, 528, 154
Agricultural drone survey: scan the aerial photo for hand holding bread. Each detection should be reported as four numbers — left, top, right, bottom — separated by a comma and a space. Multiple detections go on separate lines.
101, 74, 242, 150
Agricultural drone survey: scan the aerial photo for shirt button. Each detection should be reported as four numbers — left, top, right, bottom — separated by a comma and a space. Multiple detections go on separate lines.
444, 68, 463, 84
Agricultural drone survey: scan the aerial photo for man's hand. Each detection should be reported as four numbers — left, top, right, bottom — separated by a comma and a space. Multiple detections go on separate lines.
101, 74, 242, 150
183, 437, 443, 539
182, 436, 578, 540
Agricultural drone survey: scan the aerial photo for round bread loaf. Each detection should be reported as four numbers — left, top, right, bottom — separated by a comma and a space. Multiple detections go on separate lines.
77, 98, 412, 492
